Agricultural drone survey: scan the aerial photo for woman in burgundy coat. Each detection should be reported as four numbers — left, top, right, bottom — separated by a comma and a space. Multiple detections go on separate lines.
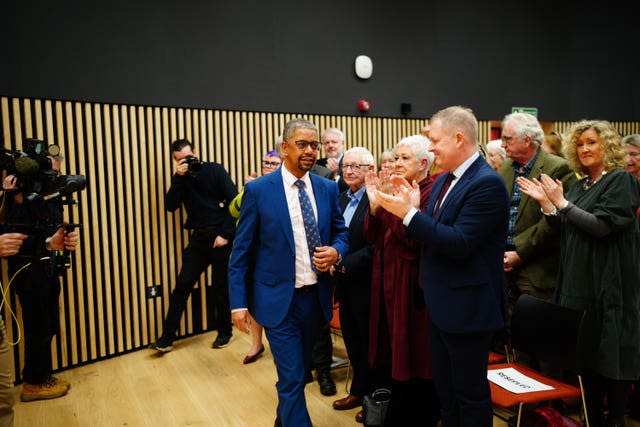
364, 135, 440, 426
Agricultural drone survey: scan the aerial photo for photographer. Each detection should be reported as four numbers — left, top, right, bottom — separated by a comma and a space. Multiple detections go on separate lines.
1, 152, 80, 403
150, 139, 237, 352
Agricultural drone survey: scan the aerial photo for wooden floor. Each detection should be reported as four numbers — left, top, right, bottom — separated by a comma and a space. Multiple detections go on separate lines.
12, 329, 372, 426
12, 328, 636, 427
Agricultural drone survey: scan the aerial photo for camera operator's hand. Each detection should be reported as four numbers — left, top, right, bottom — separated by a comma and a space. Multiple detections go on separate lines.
213, 235, 228, 248
0, 233, 28, 257
47, 227, 80, 251
175, 159, 190, 176
2, 175, 23, 202
2, 175, 17, 191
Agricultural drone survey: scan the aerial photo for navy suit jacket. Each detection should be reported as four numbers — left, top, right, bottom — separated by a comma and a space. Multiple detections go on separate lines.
407, 156, 509, 333
335, 191, 374, 304
228, 167, 349, 328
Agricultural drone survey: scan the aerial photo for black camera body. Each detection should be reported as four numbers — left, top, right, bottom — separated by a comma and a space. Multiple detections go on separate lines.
184, 155, 202, 173
1, 138, 86, 272
1, 138, 86, 201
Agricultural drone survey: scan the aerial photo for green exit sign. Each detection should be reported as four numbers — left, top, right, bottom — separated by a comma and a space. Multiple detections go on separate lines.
511, 107, 538, 117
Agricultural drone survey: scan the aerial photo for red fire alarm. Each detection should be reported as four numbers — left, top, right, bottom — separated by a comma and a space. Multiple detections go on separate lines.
358, 99, 371, 112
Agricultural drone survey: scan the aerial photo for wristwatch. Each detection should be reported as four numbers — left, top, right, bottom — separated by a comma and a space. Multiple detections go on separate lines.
334, 252, 343, 267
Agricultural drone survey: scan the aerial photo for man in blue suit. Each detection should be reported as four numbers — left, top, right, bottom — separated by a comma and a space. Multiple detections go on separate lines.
376, 106, 509, 427
228, 118, 349, 427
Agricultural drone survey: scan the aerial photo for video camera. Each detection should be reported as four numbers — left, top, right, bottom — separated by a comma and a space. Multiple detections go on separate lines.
1, 138, 86, 274
1, 138, 86, 202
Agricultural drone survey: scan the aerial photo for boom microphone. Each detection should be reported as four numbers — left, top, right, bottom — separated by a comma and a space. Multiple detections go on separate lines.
14, 156, 40, 175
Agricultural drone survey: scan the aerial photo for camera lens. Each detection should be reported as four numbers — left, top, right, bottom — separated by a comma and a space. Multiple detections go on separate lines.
186, 156, 202, 172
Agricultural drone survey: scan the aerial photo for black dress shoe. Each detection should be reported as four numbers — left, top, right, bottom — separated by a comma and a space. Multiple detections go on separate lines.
274, 417, 282, 427
317, 369, 336, 396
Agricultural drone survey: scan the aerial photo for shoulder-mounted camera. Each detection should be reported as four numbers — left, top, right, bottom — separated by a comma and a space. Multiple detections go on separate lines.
1, 138, 86, 202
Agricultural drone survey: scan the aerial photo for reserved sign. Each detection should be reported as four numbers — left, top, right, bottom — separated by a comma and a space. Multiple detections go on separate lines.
487, 367, 555, 394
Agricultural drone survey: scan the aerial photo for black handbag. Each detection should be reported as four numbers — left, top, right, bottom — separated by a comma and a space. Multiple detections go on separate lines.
362, 387, 391, 427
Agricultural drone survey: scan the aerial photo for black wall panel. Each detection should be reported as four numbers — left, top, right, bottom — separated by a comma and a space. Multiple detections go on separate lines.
2, 0, 639, 121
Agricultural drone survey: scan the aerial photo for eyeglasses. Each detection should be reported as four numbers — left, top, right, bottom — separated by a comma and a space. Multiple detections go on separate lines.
501, 135, 514, 143
292, 140, 323, 151
262, 160, 281, 168
343, 163, 371, 172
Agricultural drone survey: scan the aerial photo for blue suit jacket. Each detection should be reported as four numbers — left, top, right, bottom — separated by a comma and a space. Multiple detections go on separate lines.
228, 167, 349, 328
407, 156, 509, 333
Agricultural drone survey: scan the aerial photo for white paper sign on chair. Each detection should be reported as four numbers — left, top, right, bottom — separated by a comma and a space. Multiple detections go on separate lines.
488, 368, 555, 394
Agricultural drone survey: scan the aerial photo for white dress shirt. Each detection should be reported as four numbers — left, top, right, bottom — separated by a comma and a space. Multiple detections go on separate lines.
281, 166, 319, 287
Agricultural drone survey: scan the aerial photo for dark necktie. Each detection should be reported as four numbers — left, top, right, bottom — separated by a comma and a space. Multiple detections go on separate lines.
432, 172, 455, 217
294, 179, 322, 272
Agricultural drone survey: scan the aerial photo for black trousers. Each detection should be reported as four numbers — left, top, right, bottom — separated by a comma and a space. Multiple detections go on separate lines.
312, 322, 333, 372
161, 230, 232, 340
339, 292, 371, 398
10, 258, 60, 384
429, 319, 493, 427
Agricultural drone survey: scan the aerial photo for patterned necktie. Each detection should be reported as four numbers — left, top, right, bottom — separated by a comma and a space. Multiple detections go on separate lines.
294, 179, 322, 272
432, 172, 455, 217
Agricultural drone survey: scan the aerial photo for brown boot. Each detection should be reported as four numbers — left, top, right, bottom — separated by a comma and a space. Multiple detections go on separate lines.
21, 377, 69, 402
47, 375, 71, 390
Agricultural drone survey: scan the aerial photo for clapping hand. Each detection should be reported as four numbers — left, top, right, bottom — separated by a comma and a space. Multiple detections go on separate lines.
538, 174, 565, 207
244, 172, 259, 184
388, 175, 421, 209
364, 170, 381, 214
517, 176, 545, 202
517, 173, 564, 213
326, 157, 339, 174
375, 179, 414, 219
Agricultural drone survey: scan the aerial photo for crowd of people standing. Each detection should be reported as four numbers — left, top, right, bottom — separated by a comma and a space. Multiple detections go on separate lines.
5, 107, 637, 427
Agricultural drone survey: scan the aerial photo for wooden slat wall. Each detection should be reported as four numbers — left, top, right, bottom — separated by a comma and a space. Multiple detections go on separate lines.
554, 121, 640, 137
0, 97, 432, 381
2, 97, 639, 381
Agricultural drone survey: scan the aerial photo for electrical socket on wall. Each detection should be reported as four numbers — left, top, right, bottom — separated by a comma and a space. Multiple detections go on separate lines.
145, 285, 163, 299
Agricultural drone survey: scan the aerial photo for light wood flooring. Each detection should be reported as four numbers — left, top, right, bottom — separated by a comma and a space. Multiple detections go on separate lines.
11, 328, 637, 427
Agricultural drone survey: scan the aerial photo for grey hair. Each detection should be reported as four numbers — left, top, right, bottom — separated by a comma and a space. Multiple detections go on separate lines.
502, 112, 544, 147
486, 139, 506, 159
622, 134, 640, 149
396, 134, 434, 169
321, 127, 345, 142
283, 118, 318, 141
344, 147, 374, 165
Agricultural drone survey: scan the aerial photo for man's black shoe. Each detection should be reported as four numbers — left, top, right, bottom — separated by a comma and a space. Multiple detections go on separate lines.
212, 333, 232, 349
317, 369, 336, 396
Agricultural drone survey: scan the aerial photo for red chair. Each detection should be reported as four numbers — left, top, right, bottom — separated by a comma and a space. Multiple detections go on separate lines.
488, 295, 597, 427
328, 299, 352, 392
329, 300, 341, 330
488, 351, 508, 365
